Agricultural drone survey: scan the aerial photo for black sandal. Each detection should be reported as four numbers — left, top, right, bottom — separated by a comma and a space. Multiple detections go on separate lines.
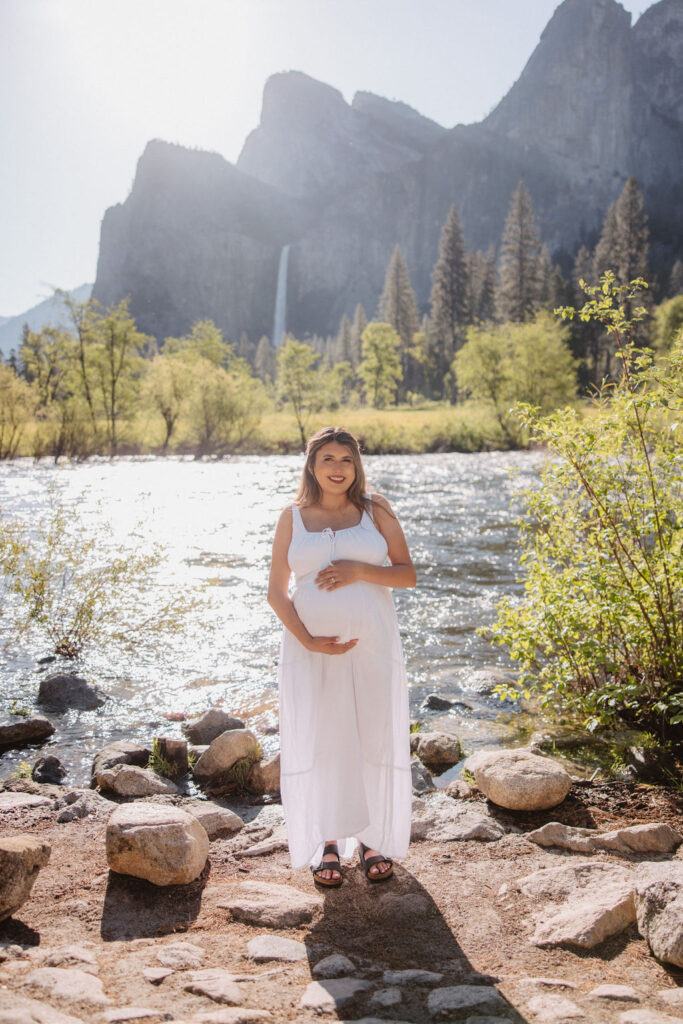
358, 842, 393, 882
311, 842, 343, 888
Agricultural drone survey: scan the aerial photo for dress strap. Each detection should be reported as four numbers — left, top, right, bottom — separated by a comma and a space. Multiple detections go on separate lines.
364, 493, 375, 524
291, 503, 303, 533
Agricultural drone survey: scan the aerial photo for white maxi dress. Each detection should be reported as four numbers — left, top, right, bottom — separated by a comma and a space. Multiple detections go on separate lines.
278, 500, 412, 869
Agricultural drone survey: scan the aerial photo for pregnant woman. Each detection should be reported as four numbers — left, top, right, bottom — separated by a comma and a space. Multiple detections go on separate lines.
267, 425, 416, 887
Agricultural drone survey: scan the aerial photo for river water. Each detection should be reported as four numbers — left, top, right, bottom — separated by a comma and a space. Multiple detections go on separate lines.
0, 451, 550, 785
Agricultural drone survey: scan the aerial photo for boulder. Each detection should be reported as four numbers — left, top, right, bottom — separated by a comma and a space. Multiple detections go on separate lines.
183, 709, 245, 745
0, 792, 53, 812
97, 764, 179, 797
37, 673, 105, 710
106, 803, 209, 885
410, 731, 461, 770
410, 792, 506, 843
463, 748, 571, 810
634, 861, 683, 967
626, 745, 677, 782
193, 729, 261, 783
247, 753, 280, 795
32, 756, 66, 785
0, 716, 55, 749
0, 717, 55, 749
527, 821, 681, 858
517, 860, 636, 949
56, 790, 113, 823
217, 881, 322, 928
0, 836, 51, 922
411, 756, 436, 795
91, 741, 150, 780
458, 667, 514, 696
183, 800, 244, 839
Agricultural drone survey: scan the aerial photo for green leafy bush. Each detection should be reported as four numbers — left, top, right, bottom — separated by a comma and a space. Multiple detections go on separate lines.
0, 487, 199, 660
489, 274, 683, 740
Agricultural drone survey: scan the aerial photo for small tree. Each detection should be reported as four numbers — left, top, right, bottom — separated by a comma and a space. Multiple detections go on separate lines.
358, 323, 402, 408
143, 352, 195, 451
489, 274, 683, 741
277, 338, 323, 448
188, 358, 266, 456
0, 365, 36, 459
454, 313, 576, 444
0, 490, 198, 659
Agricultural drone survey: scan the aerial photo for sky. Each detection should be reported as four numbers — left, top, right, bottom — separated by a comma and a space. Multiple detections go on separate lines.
1, 0, 654, 318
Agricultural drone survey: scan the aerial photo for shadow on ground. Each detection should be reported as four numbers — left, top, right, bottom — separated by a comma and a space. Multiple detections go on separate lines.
99, 863, 210, 941
303, 859, 529, 1022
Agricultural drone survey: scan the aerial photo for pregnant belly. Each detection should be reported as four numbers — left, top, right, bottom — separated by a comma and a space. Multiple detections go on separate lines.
293, 580, 366, 642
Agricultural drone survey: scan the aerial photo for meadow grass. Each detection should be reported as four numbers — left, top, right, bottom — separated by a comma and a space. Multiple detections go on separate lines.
14, 401, 519, 458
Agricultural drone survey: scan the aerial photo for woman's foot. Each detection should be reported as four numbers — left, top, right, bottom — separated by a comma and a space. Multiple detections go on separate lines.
311, 840, 342, 886
358, 842, 393, 882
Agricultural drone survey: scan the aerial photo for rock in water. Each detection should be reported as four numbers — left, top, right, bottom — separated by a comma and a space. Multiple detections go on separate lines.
106, 803, 209, 885
248, 753, 280, 795
96, 764, 179, 797
411, 756, 436, 795
193, 729, 260, 783
634, 861, 683, 968
410, 731, 461, 770
0, 717, 55, 749
0, 836, 51, 922
38, 673, 105, 710
183, 709, 246, 745
91, 740, 151, 781
463, 748, 571, 810
32, 755, 66, 784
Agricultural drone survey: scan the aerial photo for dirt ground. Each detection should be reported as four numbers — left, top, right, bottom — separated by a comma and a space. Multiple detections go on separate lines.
1, 780, 682, 1024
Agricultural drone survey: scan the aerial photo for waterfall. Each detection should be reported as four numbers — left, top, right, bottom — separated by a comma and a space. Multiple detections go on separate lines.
272, 244, 290, 348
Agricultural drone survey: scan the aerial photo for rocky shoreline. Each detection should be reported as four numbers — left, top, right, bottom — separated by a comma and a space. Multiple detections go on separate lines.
2, 685, 683, 1024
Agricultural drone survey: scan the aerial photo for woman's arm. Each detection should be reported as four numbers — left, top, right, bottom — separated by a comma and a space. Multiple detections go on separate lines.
315, 494, 416, 591
267, 507, 358, 655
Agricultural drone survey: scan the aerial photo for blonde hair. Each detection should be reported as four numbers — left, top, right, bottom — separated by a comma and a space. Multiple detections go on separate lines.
296, 426, 370, 513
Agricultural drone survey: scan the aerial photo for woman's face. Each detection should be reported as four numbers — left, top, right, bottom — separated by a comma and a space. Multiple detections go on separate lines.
312, 441, 356, 496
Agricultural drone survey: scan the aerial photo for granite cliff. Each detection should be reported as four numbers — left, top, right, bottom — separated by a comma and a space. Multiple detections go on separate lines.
93, 0, 683, 343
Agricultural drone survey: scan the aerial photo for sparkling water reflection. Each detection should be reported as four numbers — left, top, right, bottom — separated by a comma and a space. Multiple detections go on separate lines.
0, 452, 547, 783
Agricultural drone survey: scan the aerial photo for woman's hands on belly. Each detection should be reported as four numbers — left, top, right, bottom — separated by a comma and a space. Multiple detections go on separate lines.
315, 559, 363, 590
306, 635, 358, 655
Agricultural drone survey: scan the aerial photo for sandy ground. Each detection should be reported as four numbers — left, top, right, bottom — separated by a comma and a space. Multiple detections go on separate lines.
1, 780, 682, 1024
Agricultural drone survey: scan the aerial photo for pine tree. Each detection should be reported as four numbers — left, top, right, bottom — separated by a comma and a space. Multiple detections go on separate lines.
238, 331, 255, 367
378, 245, 420, 393
497, 181, 542, 322
336, 314, 353, 365
572, 245, 594, 303
670, 259, 683, 297
613, 176, 649, 286
536, 245, 554, 310
254, 336, 276, 383
478, 247, 497, 322
593, 202, 619, 281
430, 206, 469, 380
350, 304, 367, 369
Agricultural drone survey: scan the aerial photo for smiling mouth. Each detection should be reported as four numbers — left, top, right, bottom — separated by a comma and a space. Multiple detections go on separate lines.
328, 476, 346, 482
